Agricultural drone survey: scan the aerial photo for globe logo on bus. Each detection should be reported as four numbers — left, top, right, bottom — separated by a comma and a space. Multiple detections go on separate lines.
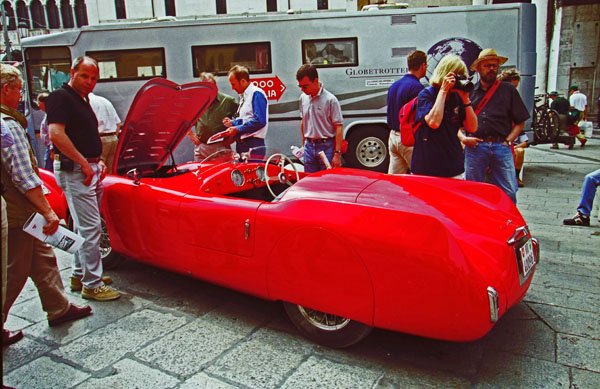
427, 38, 482, 80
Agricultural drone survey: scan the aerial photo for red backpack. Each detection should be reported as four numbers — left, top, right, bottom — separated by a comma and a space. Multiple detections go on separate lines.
398, 96, 422, 147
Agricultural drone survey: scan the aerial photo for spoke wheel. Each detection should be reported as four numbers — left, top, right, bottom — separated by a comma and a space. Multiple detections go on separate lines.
283, 302, 372, 348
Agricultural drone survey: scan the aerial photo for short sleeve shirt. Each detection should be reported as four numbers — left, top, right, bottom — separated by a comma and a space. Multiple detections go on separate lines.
569, 92, 587, 112
411, 87, 466, 178
46, 84, 102, 158
299, 85, 343, 139
386, 74, 424, 130
470, 81, 530, 138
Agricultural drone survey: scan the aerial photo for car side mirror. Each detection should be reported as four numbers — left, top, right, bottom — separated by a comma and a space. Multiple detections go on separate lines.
126, 168, 142, 185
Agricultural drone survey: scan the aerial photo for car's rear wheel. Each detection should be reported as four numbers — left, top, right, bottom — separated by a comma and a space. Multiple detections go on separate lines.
283, 302, 372, 348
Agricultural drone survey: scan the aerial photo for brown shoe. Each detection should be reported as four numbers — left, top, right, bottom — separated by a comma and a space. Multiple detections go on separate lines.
2, 329, 24, 346
70, 276, 113, 292
517, 178, 524, 187
82, 284, 120, 301
48, 304, 92, 327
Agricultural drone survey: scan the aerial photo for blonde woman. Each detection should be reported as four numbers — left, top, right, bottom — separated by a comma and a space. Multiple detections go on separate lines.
411, 54, 477, 178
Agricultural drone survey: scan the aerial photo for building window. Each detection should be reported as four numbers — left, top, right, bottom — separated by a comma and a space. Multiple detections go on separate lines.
302, 38, 358, 68
87, 48, 166, 81
165, 0, 176, 16
216, 0, 226, 14
1, 1, 16, 30
75, 0, 88, 27
60, 0, 74, 28
191, 42, 272, 77
267, 0, 277, 12
16, 1, 30, 29
317, 0, 328, 10
115, 0, 126, 19
30, 0, 46, 28
46, 0, 60, 29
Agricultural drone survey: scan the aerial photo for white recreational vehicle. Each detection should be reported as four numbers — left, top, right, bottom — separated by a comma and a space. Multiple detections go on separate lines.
21, 3, 536, 171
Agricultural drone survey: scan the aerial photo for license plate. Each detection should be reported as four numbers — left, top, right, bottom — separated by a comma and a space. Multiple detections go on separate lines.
518, 238, 535, 277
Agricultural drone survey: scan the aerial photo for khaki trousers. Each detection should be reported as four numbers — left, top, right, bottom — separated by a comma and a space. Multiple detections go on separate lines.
388, 131, 414, 174
101, 134, 119, 173
3, 228, 69, 322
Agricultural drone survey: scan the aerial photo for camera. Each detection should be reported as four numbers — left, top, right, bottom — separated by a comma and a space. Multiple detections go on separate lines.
453, 74, 474, 93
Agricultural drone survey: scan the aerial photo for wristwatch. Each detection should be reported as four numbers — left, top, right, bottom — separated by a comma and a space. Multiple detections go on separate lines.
334, 150, 342, 154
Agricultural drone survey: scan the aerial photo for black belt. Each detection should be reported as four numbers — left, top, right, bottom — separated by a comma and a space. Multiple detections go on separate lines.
99, 132, 117, 137
482, 135, 505, 143
306, 137, 333, 144
54, 154, 101, 163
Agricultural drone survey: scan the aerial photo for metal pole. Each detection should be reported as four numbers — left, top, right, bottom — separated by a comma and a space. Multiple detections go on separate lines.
2, 6, 12, 62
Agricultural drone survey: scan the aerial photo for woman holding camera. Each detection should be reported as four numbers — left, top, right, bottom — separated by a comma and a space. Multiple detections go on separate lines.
411, 54, 477, 178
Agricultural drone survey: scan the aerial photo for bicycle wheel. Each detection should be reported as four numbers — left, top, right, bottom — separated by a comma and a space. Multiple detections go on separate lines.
547, 109, 560, 142
533, 107, 550, 142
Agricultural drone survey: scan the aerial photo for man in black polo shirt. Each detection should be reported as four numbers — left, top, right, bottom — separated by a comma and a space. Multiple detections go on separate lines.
462, 49, 530, 204
48, 56, 119, 301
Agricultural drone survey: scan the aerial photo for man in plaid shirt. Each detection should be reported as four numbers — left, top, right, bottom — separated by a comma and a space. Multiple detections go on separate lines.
1, 64, 92, 341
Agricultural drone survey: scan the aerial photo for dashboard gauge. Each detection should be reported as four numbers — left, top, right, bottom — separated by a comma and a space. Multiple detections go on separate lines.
231, 169, 245, 187
256, 166, 266, 182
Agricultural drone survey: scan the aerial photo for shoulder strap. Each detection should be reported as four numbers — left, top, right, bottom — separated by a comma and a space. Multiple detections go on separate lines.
473, 80, 500, 115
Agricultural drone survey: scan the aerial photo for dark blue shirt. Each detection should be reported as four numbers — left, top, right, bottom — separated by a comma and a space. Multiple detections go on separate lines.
386, 74, 424, 130
470, 81, 530, 138
411, 86, 466, 178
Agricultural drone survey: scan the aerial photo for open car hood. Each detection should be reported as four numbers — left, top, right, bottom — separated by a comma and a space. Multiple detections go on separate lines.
113, 78, 217, 175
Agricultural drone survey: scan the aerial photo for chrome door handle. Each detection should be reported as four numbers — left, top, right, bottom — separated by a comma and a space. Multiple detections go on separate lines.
244, 219, 250, 240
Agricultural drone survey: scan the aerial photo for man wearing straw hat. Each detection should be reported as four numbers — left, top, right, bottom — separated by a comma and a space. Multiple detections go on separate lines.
462, 48, 530, 204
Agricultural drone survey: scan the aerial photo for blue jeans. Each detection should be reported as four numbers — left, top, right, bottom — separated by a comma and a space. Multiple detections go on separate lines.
54, 161, 105, 289
303, 139, 334, 173
465, 142, 518, 204
235, 136, 265, 154
577, 169, 600, 217
43, 146, 53, 171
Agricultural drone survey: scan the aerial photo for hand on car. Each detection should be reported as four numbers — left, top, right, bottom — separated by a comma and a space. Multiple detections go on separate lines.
332, 153, 341, 168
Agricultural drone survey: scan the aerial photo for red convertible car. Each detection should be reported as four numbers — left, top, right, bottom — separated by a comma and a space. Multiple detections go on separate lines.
42, 79, 539, 348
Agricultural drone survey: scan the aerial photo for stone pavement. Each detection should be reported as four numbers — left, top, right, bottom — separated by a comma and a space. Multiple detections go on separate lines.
3, 138, 599, 389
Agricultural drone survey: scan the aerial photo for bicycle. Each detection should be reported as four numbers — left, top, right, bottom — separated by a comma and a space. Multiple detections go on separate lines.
531, 93, 560, 143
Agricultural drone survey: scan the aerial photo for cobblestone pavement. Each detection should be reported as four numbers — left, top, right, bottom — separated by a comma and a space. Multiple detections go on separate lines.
3, 137, 599, 389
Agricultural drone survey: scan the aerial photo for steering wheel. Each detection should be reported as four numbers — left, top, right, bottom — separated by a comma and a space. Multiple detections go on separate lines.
264, 153, 300, 198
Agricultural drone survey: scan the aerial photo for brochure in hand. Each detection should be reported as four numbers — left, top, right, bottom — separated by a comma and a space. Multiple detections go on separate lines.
23, 212, 84, 254
206, 129, 231, 145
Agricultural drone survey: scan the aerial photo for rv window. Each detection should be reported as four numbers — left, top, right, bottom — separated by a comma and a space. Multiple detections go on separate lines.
87, 48, 166, 82
24, 46, 71, 105
191, 42, 272, 77
302, 38, 358, 68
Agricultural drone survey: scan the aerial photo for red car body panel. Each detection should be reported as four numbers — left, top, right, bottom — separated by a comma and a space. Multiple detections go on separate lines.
42, 79, 538, 342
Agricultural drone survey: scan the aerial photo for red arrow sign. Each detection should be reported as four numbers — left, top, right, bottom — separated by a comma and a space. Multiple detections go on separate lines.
251, 76, 286, 101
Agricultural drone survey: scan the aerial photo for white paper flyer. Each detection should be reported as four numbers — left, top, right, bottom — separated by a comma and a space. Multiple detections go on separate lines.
23, 213, 84, 254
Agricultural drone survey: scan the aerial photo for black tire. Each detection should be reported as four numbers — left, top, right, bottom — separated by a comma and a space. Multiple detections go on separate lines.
99, 215, 125, 269
344, 126, 389, 172
283, 302, 373, 348
533, 108, 551, 142
67, 213, 125, 270
547, 109, 560, 142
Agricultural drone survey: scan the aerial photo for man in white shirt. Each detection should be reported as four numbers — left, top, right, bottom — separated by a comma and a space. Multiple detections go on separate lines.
89, 93, 121, 172
568, 85, 587, 147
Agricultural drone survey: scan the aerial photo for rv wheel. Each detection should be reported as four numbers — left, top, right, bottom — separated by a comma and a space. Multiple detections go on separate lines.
344, 126, 389, 172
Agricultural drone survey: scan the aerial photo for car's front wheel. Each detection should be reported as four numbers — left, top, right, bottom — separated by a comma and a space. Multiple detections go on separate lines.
99, 216, 125, 269
283, 302, 372, 348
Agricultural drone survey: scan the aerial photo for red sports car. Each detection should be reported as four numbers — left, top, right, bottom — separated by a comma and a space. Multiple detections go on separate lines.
42, 78, 539, 348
